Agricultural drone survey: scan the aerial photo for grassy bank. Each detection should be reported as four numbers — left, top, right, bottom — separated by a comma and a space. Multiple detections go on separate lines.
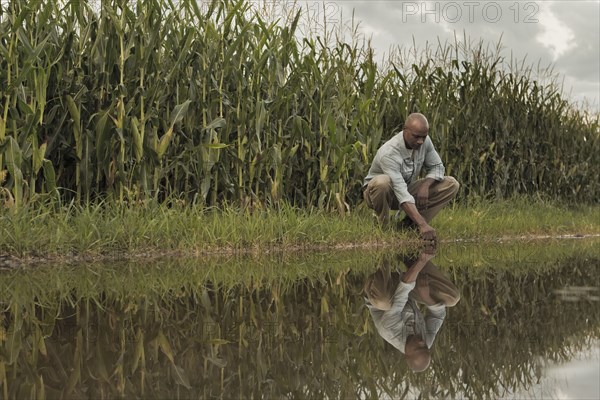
3, 239, 599, 300
0, 198, 598, 262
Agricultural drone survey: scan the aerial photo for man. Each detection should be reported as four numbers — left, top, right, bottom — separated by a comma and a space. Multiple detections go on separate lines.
363, 248, 460, 372
363, 113, 459, 241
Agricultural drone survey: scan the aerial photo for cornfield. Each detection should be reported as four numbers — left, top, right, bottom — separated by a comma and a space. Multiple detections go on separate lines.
1, 0, 598, 209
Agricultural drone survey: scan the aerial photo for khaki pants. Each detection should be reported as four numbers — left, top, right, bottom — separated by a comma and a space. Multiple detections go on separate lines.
408, 261, 461, 307
363, 176, 459, 226
364, 259, 460, 310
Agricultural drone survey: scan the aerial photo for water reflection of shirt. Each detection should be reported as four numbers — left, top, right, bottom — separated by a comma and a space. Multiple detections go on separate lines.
365, 278, 446, 353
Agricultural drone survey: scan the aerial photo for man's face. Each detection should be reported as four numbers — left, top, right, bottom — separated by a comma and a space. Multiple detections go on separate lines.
405, 334, 428, 353
403, 126, 428, 150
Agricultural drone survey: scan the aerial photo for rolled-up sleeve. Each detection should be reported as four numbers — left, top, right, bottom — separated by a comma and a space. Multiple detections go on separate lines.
381, 154, 415, 204
423, 140, 445, 181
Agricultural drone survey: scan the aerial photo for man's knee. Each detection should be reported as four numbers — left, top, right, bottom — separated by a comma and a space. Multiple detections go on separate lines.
369, 175, 392, 191
444, 292, 461, 307
444, 176, 460, 196
366, 175, 394, 200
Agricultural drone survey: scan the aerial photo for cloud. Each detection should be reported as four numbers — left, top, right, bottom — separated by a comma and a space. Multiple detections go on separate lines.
550, 1, 600, 81
536, 5, 577, 60
324, 0, 599, 109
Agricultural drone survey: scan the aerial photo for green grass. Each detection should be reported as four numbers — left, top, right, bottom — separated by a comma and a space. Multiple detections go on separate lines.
2, 238, 598, 303
436, 197, 600, 238
0, 197, 598, 261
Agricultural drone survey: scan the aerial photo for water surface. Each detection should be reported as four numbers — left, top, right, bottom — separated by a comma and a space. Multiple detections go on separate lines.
0, 239, 598, 399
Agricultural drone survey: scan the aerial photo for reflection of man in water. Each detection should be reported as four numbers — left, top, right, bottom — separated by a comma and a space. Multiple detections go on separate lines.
364, 248, 460, 372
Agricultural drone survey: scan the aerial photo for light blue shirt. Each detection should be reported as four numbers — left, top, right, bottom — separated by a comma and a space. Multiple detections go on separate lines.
363, 132, 445, 204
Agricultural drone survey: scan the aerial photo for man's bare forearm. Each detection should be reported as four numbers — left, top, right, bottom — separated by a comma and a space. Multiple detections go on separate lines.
401, 201, 437, 241
401, 202, 427, 226
401, 254, 431, 283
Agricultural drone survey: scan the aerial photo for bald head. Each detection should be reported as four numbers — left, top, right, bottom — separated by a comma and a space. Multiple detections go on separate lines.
404, 334, 431, 372
403, 113, 429, 150
404, 113, 429, 132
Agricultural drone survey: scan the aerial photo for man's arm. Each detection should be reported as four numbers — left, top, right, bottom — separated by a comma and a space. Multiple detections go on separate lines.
406, 138, 445, 240
401, 202, 437, 241
401, 251, 435, 283
377, 251, 434, 328
378, 154, 437, 240
415, 271, 447, 348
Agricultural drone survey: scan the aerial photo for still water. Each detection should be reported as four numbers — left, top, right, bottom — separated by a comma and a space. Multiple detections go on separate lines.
0, 239, 598, 399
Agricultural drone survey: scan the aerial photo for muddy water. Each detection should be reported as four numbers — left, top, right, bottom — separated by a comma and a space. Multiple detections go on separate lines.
0, 240, 598, 399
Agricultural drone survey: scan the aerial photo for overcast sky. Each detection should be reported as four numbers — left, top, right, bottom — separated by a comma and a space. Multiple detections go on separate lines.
289, 0, 600, 112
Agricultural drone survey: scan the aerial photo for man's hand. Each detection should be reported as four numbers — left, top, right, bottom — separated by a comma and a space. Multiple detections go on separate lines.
401, 202, 436, 242
417, 251, 435, 264
402, 245, 437, 283
419, 243, 437, 259
418, 222, 437, 242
